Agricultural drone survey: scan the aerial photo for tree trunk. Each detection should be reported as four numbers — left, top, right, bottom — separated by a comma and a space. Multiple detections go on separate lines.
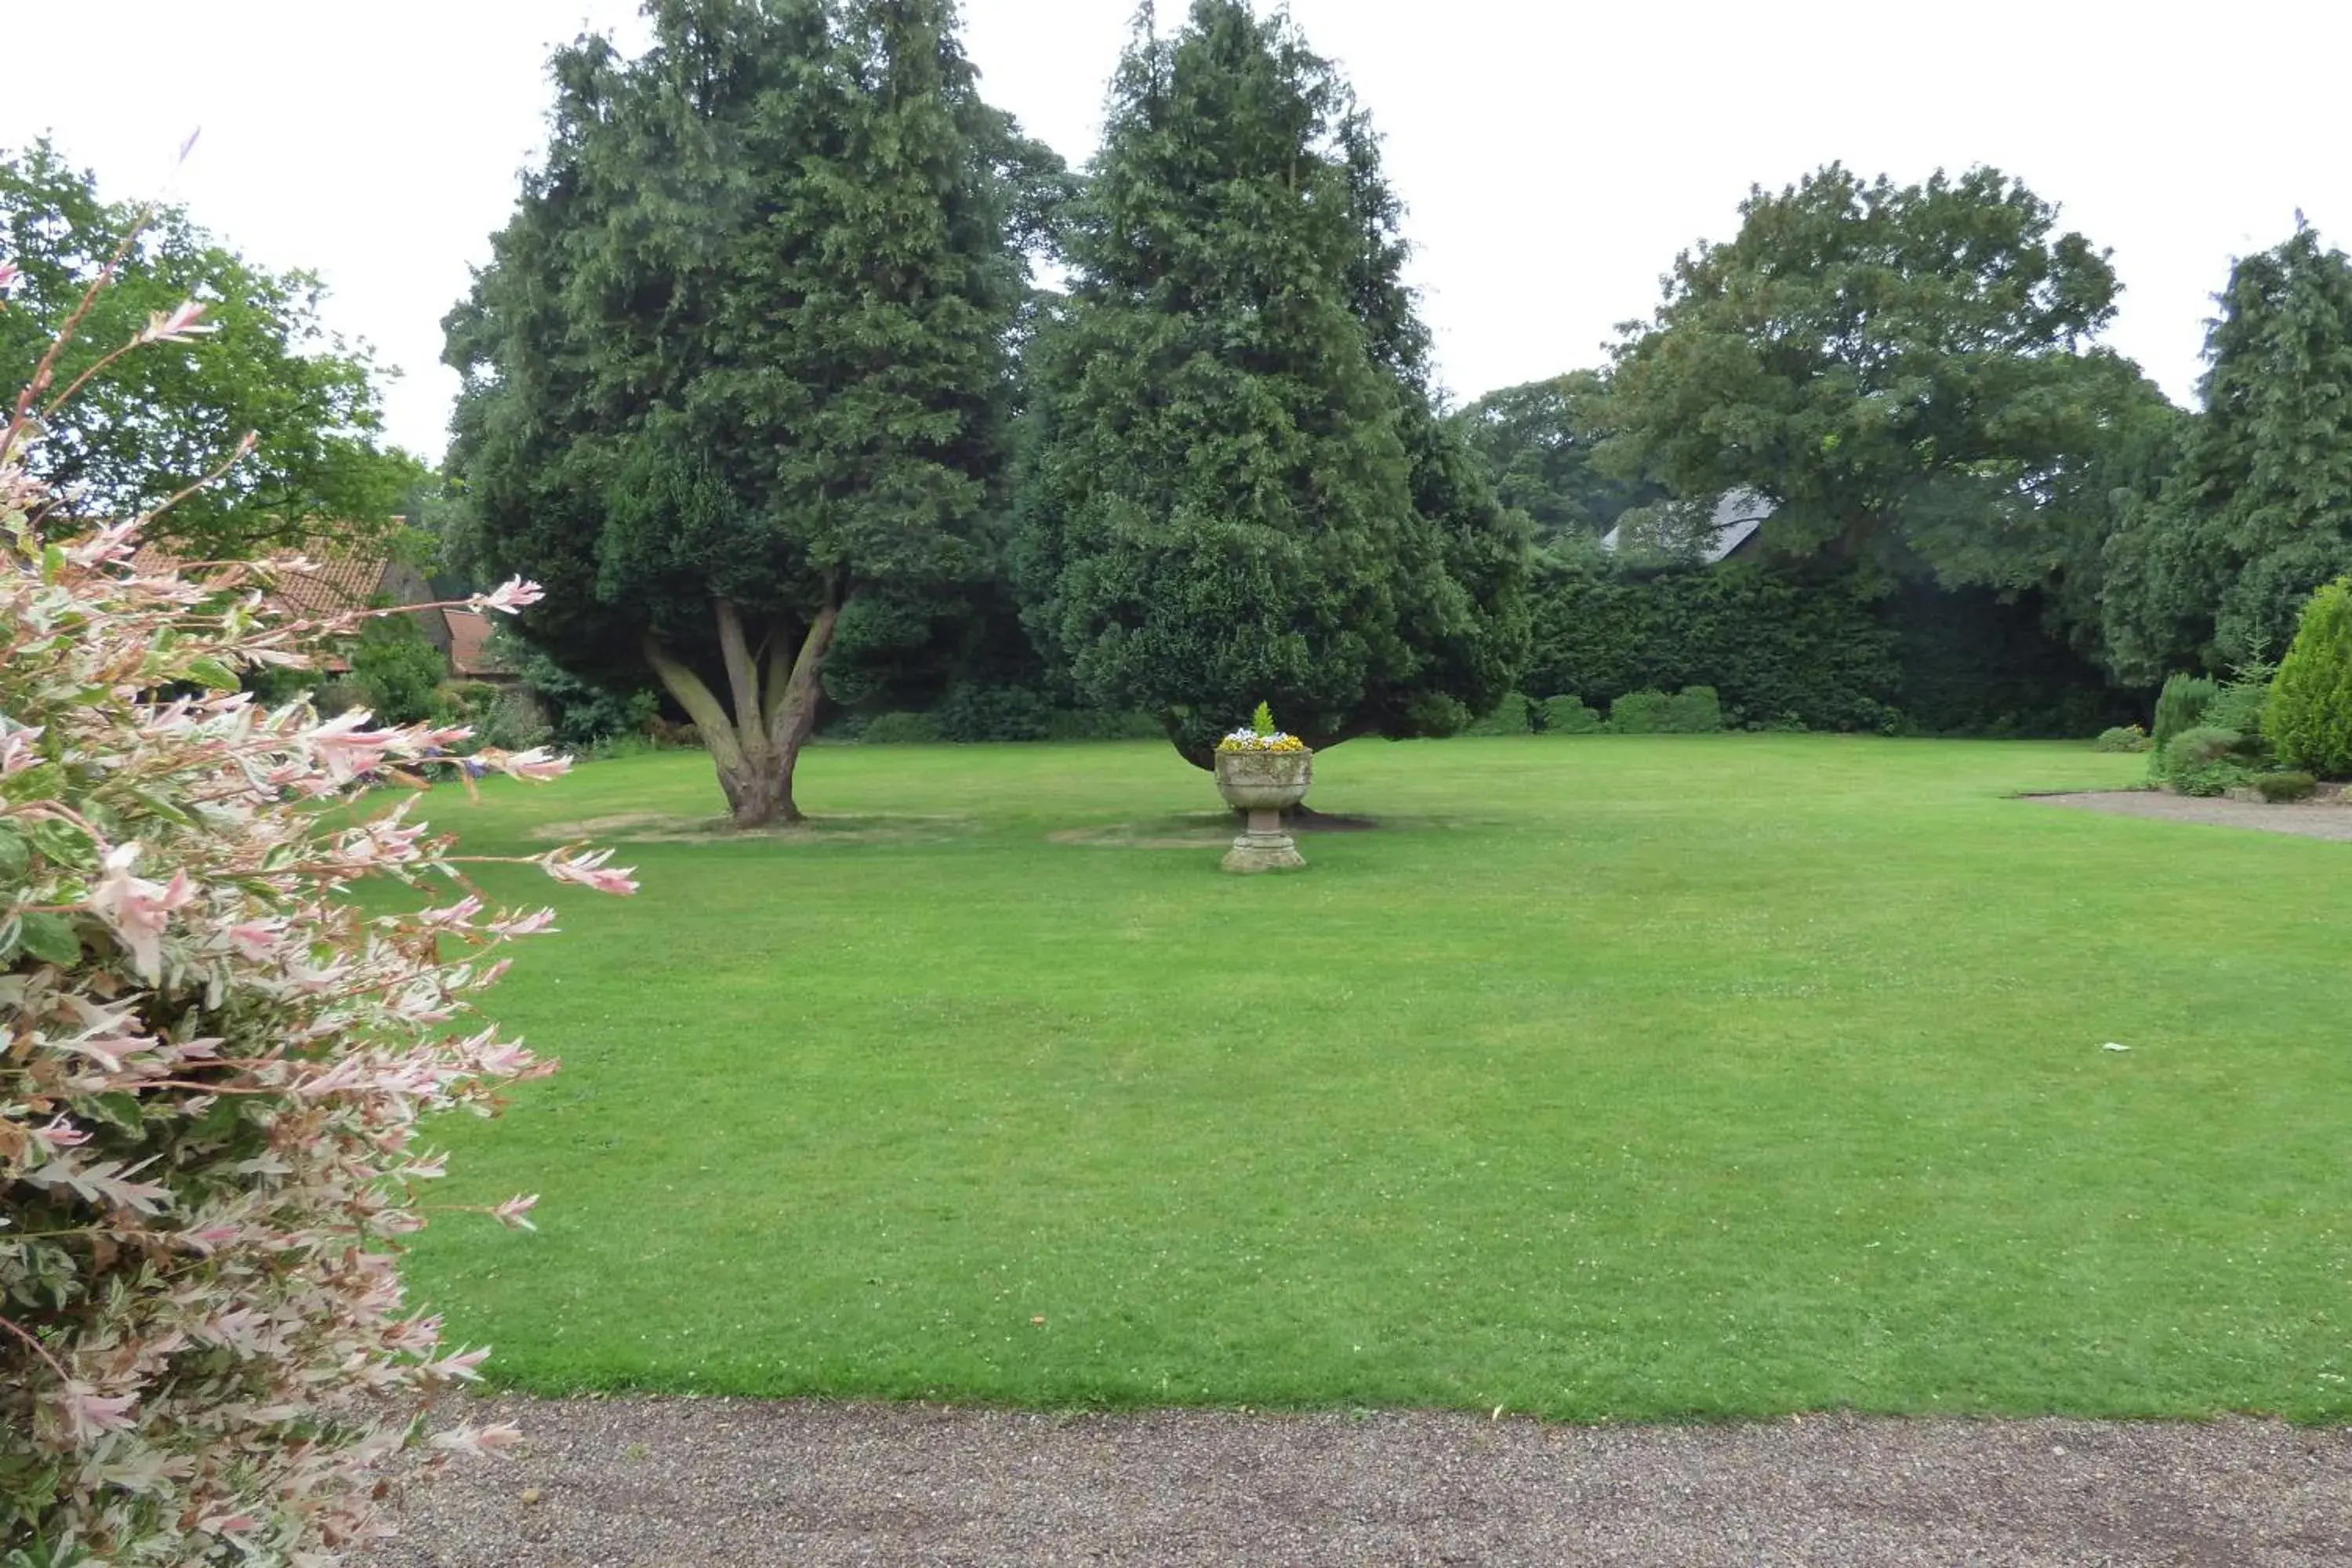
643, 593, 841, 829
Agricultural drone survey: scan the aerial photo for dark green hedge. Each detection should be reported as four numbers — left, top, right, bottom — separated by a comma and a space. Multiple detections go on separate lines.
1525, 559, 1902, 731
1525, 558, 2135, 736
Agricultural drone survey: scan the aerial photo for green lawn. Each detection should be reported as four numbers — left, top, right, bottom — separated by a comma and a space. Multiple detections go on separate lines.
405, 735, 2352, 1421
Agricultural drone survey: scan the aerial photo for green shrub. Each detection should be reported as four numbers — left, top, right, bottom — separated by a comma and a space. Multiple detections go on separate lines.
1608, 689, 1676, 733
860, 710, 946, 744
1465, 691, 1534, 735
2252, 770, 2318, 802
348, 618, 449, 725
484, 685, 556, 751
2265, 577, 2352, 778
2093, 724, 2151, 753
1665, 685, 1723, 733
1540, 695, 1604, 734
934, 683, 1054, 742
430, 678, 505, 734
2151, 673, 2220, 753
2159, 725, 2249, 796
312, 676, 368, 717
2201, 657, 2278, 749
2161, 725, 2241, 772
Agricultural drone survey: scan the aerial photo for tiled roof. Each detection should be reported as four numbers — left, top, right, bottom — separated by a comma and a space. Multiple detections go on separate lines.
121, 542, 435, 675
124, 542, 391, 613
442, 608, 515, 678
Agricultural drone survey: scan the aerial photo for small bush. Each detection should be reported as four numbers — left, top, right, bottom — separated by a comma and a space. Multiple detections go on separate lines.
1666, 685, 1724, 733
2266, 577, 2352, 778
349, 616, 450, 725
2252, 770, 2318, 803
485, 685, 557, 751
2161, 725, 2241, 772
1541, 695, 1604, 734
431, 678, 506, 734
2160, 725, 2249, 796
1608, 689, 1675, 733
2201, 658, 2277, 750
2093, 724, 2151, 753
1465, 692, 1534, 735
1610, 687, 1719, 734
860, 710, 946, 745
2151, 673, 2220, 753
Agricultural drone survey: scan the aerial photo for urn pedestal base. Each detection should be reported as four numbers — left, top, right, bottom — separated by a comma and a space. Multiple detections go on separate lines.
1221, 806, 1306, 873
1213, 749, 1312, 873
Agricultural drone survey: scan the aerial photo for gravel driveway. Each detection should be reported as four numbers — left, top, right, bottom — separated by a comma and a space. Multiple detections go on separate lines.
366, 1398, 2352, 1566
2026, 790, 2352, 840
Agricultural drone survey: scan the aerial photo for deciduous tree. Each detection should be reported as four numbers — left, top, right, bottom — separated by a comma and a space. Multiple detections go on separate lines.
1598, 164, 2167, 664
1451, 372, 1661, 542
0, 141, 418, 556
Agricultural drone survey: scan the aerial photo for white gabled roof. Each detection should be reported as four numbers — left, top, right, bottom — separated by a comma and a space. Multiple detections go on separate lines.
1600, 487, 1775, 563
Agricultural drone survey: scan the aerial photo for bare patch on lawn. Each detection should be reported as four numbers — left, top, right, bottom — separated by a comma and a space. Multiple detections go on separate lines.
532, 811, 975, 846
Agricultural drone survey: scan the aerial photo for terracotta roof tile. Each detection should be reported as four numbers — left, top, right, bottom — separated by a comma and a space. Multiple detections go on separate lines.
442, 609, 514, 678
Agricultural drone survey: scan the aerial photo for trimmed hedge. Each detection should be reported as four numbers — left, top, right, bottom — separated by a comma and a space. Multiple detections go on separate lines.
1524, 558, 2130, 736
1465, 691, 1536, 735
1541, 695, 1605, 734
1526, 559, 1900, 731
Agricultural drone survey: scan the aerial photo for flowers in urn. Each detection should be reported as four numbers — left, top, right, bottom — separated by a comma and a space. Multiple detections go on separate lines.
1218, 701, 1308, 754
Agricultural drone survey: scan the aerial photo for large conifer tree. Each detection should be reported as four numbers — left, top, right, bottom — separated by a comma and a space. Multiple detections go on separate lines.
446, 0, 1050, 824
2101, 225, 2352, 681
1012, 0, 1526, 767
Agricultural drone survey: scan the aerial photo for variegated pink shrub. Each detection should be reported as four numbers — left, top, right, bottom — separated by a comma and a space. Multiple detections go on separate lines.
2, 263, 632, 1563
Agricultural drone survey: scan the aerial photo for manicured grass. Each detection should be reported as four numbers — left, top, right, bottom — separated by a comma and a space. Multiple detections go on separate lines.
405, 735, 2352, 1421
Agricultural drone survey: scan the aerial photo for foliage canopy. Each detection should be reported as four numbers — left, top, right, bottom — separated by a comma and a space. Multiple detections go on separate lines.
447, 0, 1053, 823
0, 141, 418, 557
2265, 575, 2352, 777
1012, 0, 1527, 766
2101, 227, 2352, 681
1599, 163, 2172, 666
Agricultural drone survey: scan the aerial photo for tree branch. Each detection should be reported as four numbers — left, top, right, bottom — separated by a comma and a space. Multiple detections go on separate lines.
712, 599, 765, 748
765, 596, 842, 756
641, 635, 749, 775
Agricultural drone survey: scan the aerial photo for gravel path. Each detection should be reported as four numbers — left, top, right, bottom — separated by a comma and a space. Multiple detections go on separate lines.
366, 1398, 2352, 1566
2026, 790, 2352, 841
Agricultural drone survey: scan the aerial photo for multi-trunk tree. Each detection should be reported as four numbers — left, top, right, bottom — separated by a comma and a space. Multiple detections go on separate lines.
0, 142, 417, 557
1011, 0, 1527, 767
446, 0, 1053, 825
1596, 163, 2172, 669
2100, 225, 2352, 682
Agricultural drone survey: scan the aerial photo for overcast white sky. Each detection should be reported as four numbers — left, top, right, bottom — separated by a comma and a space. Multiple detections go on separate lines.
5, 1, 2347, 461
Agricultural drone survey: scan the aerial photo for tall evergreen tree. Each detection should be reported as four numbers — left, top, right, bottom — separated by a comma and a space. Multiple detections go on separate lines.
1012, 0, 1526, 767
2101, 225, 2352, 682
445, 0, 1051, 824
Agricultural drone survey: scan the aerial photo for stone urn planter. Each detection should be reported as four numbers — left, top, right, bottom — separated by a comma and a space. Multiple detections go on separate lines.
1214, 748, 1312, 873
